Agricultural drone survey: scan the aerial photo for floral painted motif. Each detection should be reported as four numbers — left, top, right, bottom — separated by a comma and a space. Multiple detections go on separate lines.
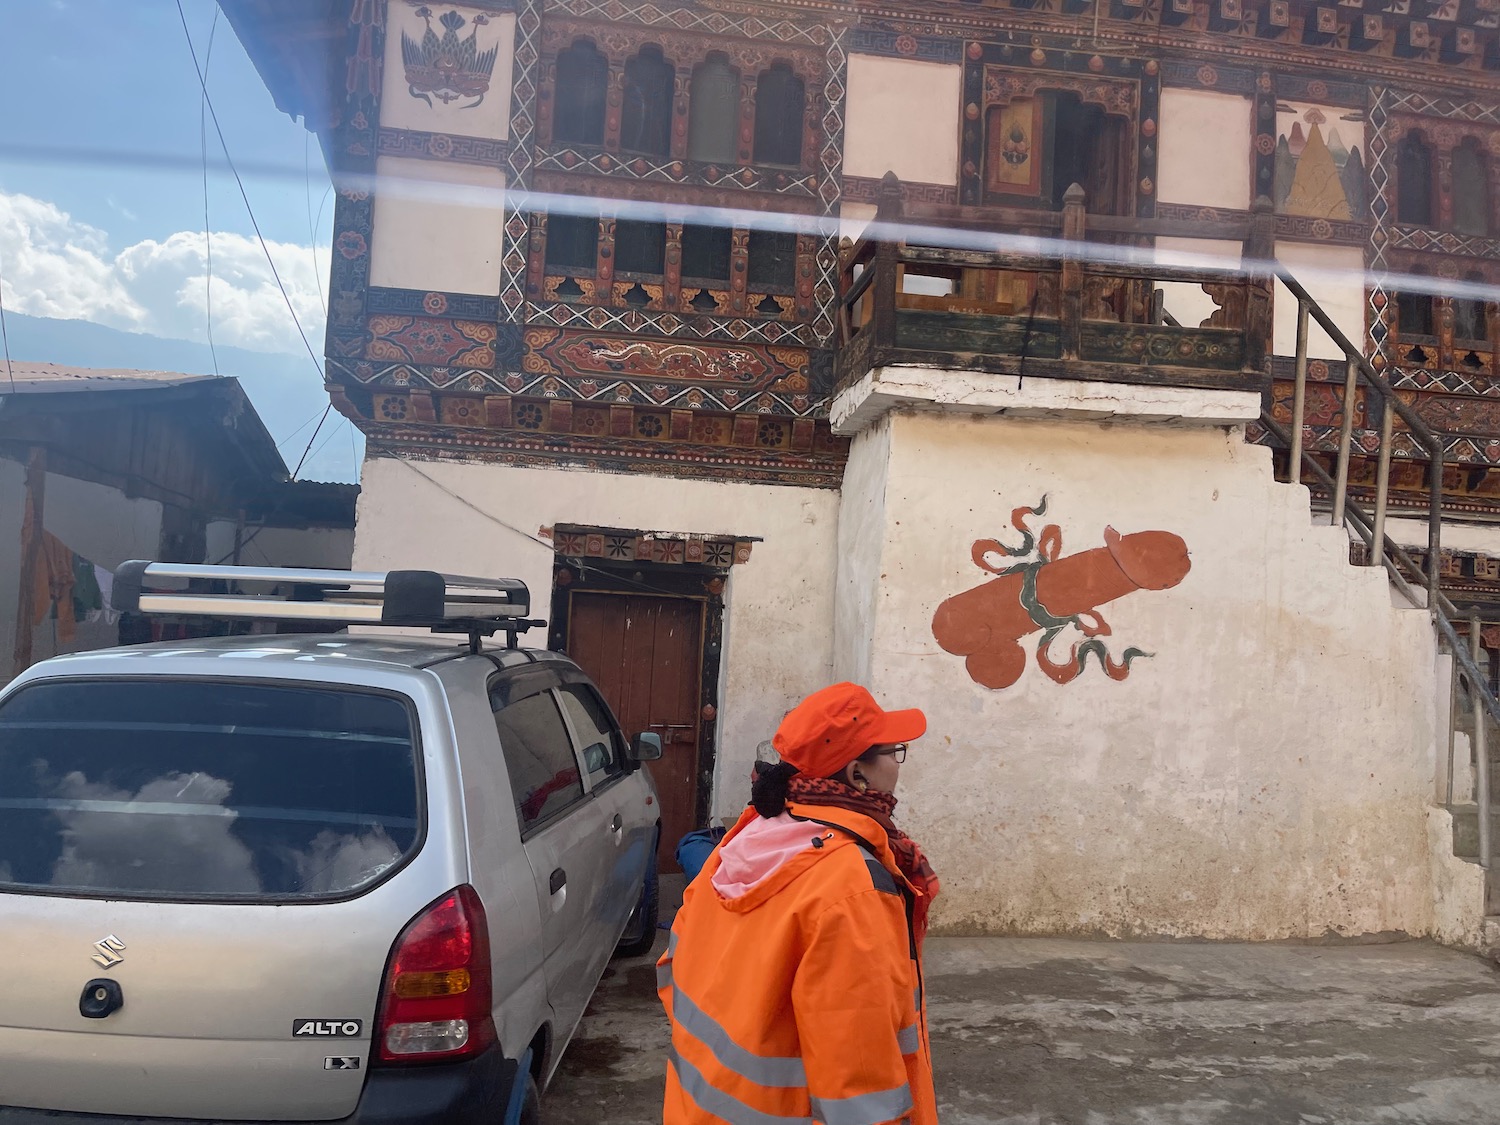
366, 316, 498, 368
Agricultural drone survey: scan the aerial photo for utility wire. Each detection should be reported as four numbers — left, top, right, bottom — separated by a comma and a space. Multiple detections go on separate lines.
306, 133, 328, 318
388, 453, 716, 598
199, 4, 221, 375
174, 0, 323, 377
292, 404, 334, 479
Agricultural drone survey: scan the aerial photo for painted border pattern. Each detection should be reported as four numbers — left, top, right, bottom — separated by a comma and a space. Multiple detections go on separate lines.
378, 127, 510, 165
848, 26, 964, 64
843, 175, 959, 206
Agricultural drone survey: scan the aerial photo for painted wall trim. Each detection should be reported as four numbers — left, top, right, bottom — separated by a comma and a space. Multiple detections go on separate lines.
831, 366, 1262, 435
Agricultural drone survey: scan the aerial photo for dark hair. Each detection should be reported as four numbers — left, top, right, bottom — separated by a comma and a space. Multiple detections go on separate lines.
751, 761, 799, 818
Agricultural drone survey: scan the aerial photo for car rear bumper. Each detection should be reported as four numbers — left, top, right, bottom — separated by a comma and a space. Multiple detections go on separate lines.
0, 1045, 520, 1125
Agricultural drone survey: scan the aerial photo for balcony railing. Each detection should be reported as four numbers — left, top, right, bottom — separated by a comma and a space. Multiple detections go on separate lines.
835, 172, 1275, 394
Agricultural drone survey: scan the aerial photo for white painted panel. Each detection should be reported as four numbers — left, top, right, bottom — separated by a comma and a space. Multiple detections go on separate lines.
369, 156, 506, 294
1158, 88, 1253, 210
843, 55, 962, 185
381, 3, 515, 141
1274, 240, 1367, 359
351, 457, 839, 820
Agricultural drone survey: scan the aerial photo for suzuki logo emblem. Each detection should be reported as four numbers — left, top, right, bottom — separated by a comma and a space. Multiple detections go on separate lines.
91, 934, 126, 969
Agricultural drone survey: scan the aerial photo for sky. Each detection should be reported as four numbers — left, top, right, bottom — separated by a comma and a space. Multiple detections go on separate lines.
0, 0, 353, 477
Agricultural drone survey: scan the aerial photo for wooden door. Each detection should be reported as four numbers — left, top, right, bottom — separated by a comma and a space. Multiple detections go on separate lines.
566, 591, 705, 871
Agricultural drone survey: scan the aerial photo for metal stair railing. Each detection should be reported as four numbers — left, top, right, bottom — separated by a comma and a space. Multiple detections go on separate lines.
1259, 266, 1500, 876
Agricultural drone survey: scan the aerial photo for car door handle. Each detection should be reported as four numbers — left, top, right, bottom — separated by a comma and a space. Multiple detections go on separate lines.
610, 814, 623, 833
549, 868, 566, 895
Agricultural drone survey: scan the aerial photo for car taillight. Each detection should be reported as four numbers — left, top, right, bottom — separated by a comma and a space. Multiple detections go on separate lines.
374, 885, 495, 1065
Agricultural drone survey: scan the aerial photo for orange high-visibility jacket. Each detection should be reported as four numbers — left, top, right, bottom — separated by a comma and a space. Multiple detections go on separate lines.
658, 801, 938, 1125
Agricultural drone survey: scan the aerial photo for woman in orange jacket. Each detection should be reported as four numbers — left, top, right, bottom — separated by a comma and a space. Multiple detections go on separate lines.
658, 682, 941, 1125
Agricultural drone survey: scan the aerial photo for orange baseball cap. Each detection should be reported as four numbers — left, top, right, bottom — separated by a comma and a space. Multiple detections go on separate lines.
772, 682, 927, 778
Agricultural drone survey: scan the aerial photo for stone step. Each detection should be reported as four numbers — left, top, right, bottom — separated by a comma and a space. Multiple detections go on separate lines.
1449, 805, 1500, 858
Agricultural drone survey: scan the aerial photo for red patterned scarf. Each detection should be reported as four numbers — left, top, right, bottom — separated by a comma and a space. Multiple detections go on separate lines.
786, 775, 941, 948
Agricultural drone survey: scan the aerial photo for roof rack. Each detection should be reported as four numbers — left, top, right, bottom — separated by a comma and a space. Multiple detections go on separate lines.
112, 562, 544, 651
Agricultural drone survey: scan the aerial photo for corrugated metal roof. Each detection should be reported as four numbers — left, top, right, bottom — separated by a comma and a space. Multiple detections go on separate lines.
0, 362, 220, 395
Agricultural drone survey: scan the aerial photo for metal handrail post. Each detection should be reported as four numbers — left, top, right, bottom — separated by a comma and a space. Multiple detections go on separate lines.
1473, 612, 1492, 869
1428, 435, 1444, 602
1290, 300, 1309, 474
1448, 648, 1460, 806
1331, 358, 1359, 528
1370, 399, 1394, 567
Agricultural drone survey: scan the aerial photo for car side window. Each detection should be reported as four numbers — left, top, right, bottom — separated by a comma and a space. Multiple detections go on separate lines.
492, 688, 586, 832
557, 683, 626, 786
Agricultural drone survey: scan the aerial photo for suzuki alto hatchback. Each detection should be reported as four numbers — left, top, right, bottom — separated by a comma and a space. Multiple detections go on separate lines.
0, 564, 662, 1125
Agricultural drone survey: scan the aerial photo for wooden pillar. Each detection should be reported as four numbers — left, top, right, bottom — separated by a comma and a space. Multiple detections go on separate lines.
603, 62, 625, 153
1059, 183, 1087, 362
12, 446, 47, 676
596, 215, 616, 306
664, 221, 684, 311
737, 75, 756, 166
1242, 195, 1276, 378
871, 172, 905, 351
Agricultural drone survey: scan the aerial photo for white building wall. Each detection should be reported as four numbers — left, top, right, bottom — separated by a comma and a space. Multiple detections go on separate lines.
204, 523, 355, 571
351, 456, 840, 819
838, 407, 1453, 941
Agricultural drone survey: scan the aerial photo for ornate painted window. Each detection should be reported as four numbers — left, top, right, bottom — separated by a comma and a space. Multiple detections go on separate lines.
621, 46, 675, 158
554, 41, 609, 147
747, 229, 796, 290
753, 64, 805, 167
1396, 267, 1434, 339
985, 90, 1130, 214
688, 55, 740, 165
1453, 137, 1490, 237
1396, 130, 1433, 227
1454, 271, 1489, 344
545, 214, 599, 273
615, 220, 666, 275
681, 224, 733, 282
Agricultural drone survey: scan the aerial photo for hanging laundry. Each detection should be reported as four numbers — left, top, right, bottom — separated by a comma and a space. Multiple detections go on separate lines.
22, 495, 81, 646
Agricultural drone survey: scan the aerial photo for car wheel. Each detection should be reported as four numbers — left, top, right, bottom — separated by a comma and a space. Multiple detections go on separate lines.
515, 1071, 541, 1125
613, 863, 659, 958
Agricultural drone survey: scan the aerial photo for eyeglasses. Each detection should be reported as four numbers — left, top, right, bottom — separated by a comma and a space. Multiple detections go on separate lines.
869, 743, 907, 763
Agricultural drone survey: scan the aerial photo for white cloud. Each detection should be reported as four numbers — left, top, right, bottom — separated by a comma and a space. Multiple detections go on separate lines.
0, 189, 326, 357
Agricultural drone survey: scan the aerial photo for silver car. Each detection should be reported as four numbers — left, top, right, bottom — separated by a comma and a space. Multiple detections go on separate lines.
0, 565, 662, 1125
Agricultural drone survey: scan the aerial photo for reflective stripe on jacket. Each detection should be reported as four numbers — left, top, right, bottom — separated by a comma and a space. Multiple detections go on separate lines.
659, 801, 938, 1125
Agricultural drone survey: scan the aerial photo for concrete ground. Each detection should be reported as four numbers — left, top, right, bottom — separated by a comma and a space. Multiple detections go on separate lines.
545, 923, 1500, 1124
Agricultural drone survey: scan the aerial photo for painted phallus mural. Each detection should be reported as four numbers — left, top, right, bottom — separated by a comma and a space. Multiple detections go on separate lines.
932, 499, 1192, 690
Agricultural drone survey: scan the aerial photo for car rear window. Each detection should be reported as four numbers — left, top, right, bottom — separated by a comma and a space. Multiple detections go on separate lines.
0, 679, 422, 901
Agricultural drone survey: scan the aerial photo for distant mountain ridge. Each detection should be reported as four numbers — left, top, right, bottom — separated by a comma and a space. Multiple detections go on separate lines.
1, 312, 359, 483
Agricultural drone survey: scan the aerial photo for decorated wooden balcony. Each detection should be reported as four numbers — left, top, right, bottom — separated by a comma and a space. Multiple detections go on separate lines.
835, 173, 1276, 395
